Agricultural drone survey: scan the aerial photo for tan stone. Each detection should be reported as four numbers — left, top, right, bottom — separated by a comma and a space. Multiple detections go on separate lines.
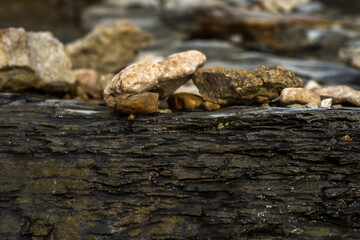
280, 88, 321, 107
313, 85, 360, 107
65, 20, 152, 74
114, 92, 159, 114
0, 28, 74, 93
193, 65, 303, 106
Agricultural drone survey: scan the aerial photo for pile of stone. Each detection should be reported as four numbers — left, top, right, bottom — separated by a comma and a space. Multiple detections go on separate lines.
0, 20, 153, 101
103, 48, 360, 115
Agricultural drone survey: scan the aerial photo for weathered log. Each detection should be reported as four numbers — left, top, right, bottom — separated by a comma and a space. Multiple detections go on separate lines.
0, 93, 359, 239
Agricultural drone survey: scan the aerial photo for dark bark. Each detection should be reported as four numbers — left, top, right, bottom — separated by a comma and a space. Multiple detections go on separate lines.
0, 93, 359, 239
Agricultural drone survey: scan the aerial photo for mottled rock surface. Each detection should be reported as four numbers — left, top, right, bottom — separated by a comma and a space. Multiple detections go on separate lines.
65, 20, 152, 74
104, 50, 206, 114
280, 88, 321, 107
0, 28, 74, 92
0, 93, 359, 239
193, 65, 303, 106
313, 85, 360, 107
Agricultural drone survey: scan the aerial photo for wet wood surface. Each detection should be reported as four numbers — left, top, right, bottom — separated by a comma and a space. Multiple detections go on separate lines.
0, 93, 359, 239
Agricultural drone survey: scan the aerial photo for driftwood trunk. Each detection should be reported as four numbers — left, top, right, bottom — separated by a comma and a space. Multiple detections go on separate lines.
0, 93, 359, 239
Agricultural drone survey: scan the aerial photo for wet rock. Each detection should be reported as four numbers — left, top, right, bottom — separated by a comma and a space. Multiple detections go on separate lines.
313, 85, 360, 106
280, 88, 321, 107
0, 28, 74, 93
321, 98, 332, 109
253, 0, 309, 14
65, 20, 152, 74
193, 65, 303, 106
114, 92, 159, 114
104, 50, 206, 114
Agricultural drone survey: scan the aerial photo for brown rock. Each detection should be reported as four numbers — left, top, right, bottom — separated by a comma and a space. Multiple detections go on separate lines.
168, 93, 204, 110
65, 20, 152, 74
73, 69, 102, 100
193, 65, 303, 106
321, 98, 332, 109
280, 88, 321, 107
313, 85, 360, 107
202, 101, 221, 110
114, 92, 159, 115
0, 28, 74, 93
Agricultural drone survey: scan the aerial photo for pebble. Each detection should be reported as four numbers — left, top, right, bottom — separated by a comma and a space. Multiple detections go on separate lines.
340, 135, 352, 142
287, 104, 305, 108
321, 98, 332, 109
280, 88, 321, 107
305, 102, 319, 108
114, 92, 159, 114
168, 92, 204, 110
332, 104, 343, 109
313, 85, 360, 107
304, 80, 321, 91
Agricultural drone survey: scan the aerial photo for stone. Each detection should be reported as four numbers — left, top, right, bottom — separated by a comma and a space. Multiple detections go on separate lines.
305, 102, 319, 109
321, 98, 332, 109
202, 101, 221, 111
114, 92, 159, 114
253, 0, 309, 14
340, 135, 352, 142
65, 20, 153, 74
0, 28, 74, 93
332, 104, 343, 109
304, 80, 321, 91
104, 50, 206, 114
287, 104, 305, 108
168, 93, 203, 110
167, 93, 221, 111
312, 85, 360, 107
280, 88, 321, 107
155, 50, 207, 98
193, 65, 303, 106
73, 69, 102, 100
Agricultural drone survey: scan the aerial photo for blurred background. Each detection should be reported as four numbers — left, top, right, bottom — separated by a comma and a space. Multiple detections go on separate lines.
1, 0, 360, 87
